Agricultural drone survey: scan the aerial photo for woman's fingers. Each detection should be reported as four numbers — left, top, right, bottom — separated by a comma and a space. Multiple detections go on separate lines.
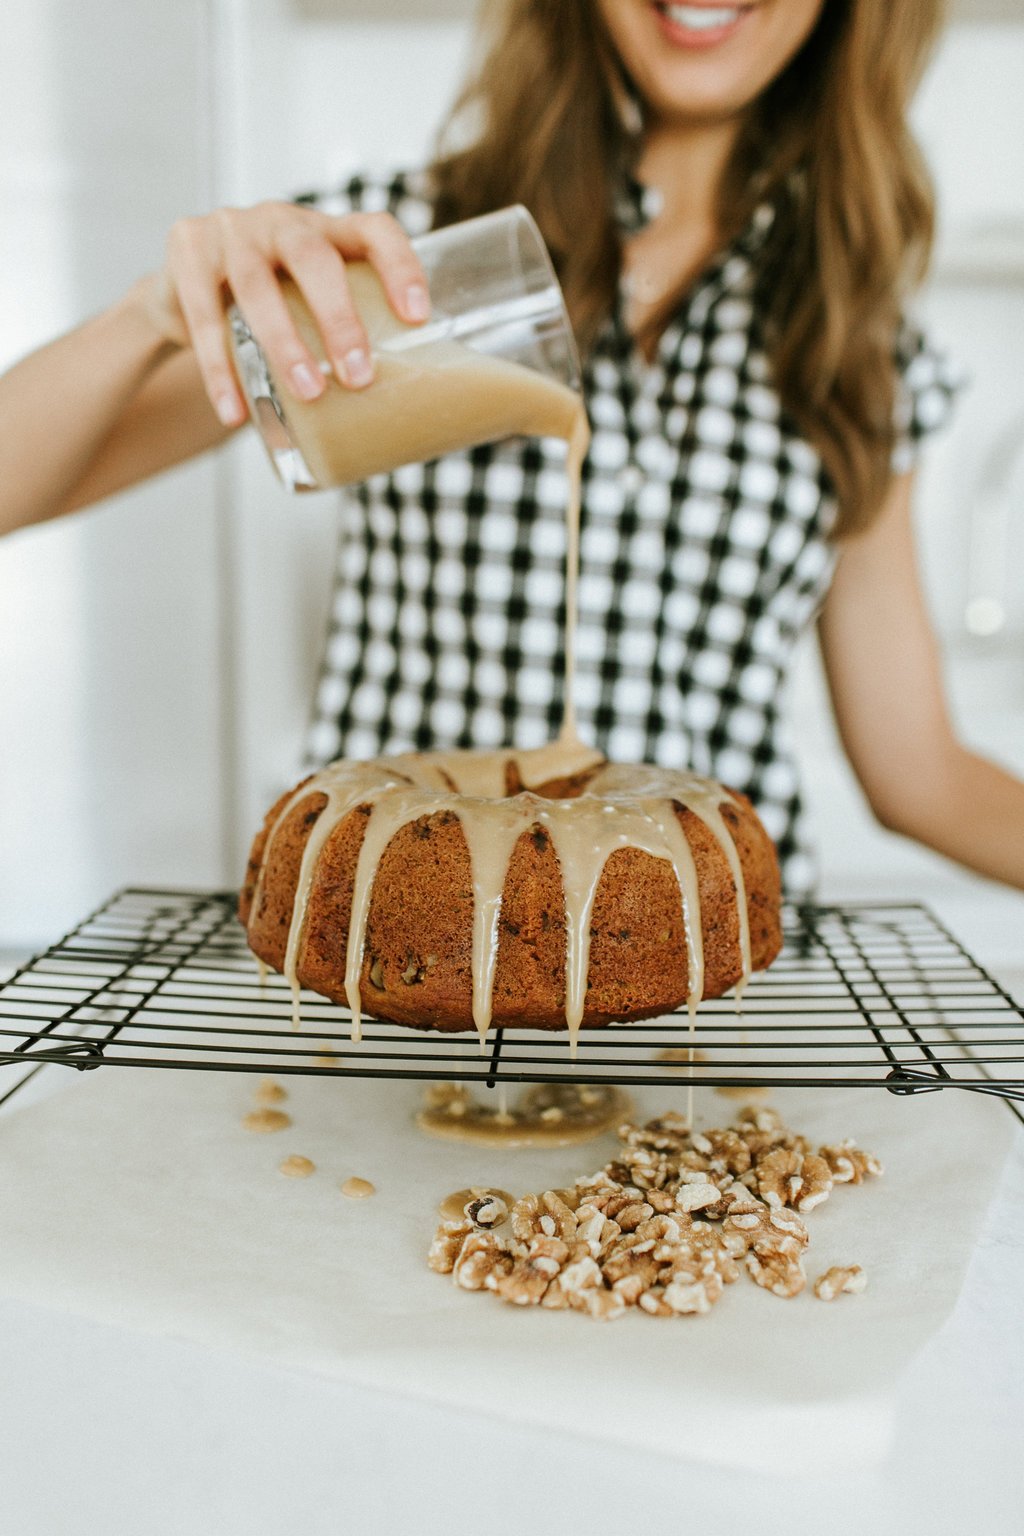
163, 203, 430, 414
326, 211, 430, 327
223, 243, 327, 403
168, 228, 247, 425
274, 231, 373, 387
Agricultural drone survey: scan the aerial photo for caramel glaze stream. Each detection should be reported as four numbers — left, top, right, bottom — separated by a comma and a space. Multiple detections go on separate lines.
249, 400, 751, 1054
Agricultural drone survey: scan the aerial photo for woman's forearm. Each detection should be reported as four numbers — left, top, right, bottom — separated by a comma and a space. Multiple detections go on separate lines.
879, 742, 1024, 890
0, 279, 185, 538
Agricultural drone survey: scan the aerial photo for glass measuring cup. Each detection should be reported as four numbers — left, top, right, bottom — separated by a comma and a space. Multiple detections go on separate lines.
227, 204, 582, 491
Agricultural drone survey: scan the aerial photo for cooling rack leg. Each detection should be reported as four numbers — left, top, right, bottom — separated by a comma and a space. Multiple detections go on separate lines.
485, 1029, 505, 1090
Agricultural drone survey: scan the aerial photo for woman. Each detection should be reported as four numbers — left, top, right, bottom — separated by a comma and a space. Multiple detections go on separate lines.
1, 0, 1022, 897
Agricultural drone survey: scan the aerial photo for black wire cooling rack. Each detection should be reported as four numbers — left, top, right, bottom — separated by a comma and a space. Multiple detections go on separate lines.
1, 887, 1022, 1121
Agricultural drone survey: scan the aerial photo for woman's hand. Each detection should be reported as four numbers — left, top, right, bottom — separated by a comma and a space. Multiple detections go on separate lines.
0, 198, 430, 537
147, 201, 431, 425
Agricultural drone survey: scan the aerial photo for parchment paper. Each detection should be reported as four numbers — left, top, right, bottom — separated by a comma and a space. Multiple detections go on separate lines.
0, 1063, 1012, 1473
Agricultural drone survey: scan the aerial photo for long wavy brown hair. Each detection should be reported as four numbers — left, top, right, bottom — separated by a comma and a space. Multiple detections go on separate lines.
429, 0, 946, 535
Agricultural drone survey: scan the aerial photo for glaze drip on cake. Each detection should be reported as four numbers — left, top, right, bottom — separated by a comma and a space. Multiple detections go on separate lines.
248, 738, 753, 1053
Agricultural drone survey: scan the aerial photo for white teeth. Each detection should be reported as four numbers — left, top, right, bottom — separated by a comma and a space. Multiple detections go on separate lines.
663, 5, 743, 30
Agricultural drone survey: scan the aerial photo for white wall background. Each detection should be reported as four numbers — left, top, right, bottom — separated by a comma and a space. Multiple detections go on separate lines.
2, 0, 1023, 962
0, 0, 227, 952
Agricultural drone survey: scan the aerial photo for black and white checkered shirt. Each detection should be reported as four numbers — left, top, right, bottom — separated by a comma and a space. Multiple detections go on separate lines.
298, 169, 957, 897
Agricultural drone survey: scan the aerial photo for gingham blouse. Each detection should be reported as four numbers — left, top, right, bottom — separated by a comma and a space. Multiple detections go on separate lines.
297, 169, 958, 897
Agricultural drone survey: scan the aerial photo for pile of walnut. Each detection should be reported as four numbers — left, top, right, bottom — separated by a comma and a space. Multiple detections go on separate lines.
428, 1105, 879, 1320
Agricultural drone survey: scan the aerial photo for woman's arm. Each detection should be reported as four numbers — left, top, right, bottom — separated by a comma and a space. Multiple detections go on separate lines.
818, 470, 1024, 889
0, 203, 429, 539
0, 280, 229, 538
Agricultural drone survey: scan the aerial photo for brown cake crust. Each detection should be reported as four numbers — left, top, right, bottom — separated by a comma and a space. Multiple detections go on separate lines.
240, 765, 783, 1033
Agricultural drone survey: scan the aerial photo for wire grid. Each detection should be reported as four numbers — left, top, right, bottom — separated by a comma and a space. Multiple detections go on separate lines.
0, 887, 1022, 1119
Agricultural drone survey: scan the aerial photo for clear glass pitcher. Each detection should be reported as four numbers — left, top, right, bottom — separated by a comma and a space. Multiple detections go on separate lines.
227, 204, 582, 491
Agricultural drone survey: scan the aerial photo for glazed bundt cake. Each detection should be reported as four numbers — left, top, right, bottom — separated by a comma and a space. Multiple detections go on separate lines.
239, 740, 783, 1046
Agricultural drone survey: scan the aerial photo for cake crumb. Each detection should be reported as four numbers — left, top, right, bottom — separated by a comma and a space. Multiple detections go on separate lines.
254, 1077, 288, 1104
243, 1108, 291, 1134
279, 1155, 315, 1178
341, 1176, 375, 1199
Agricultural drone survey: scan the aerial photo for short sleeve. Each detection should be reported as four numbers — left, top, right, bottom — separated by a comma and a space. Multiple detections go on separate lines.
292, 167, 434, 236
891, 317, 964, 475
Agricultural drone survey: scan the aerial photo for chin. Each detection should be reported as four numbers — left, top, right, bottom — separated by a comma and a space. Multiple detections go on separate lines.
641, 62, 767, 127
600, 0, 826, 125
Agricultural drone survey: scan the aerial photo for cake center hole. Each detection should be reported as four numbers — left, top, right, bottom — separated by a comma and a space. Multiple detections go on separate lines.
505, 765, 598, 800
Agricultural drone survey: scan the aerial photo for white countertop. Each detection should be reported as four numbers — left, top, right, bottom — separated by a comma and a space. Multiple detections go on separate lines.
0, 897, 1021, 1536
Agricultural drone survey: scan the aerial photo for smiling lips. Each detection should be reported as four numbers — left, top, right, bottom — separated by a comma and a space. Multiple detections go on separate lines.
652, 2, 754, 49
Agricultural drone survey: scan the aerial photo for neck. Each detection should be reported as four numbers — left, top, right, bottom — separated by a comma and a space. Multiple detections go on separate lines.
636, 113, 744, 230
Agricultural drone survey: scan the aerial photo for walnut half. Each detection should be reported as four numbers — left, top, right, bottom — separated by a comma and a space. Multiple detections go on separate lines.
818, 1141, 883, 1185
754, 1148, 834, 1213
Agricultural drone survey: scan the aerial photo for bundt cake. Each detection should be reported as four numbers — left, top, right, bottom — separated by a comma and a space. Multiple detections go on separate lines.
239, 738, 783, 1048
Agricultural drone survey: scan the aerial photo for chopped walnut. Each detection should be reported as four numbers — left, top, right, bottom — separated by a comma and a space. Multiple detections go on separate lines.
754, 1148, 834, 1213
637, 1286, 675, 1318
643, 1187, 679, 1214
572, 1203, 608, 1250
683, 1221, 743, 1284
557, 1253, 604, 1298
635, 1212, 686, 1246
745, 1247, 806, 1299
428, 1104, 882, 1320
540, 1282, 571, 1309
674, 1179, 721, 1214
509, 1193, 543, 1243
614, 1149, 670, 1191
575, 1168, 623, 1194
452, 1231, 513, 1291
427, 1219, 473, 1274
597, 1186, 640, 1212
707, 1180, 764, 1221
490, 1266, 547, 1306
510, 1189, 578, 1243
814, 1264, 867, 1301
575, 1207, 625, 1262
540, 1189, 580, 1239
721, 1204, 809, 1258
609, 1273, 646, 1305
734, 1105, 808, 1160
567, 1286, 627, 1321
818, 1141, 883, 1185
522, 1233, 570, 1273
611, 1199, 654, 1231
465, 1194, 509, 1229
490, 1242, 561, 1306
572, 1184, 622, 1215
696, 1128, 752, 1177
736, 1105, 786, 1136
662, 1262, 724, 1316
600, 1243, 662, 1293
754, 1150, 806, 1204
